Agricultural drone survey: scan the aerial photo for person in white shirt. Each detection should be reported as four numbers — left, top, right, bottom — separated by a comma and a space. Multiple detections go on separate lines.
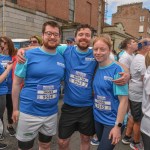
119, 38, 137, 69
141, 50, 150, 150
120, 38, 138, 146
128, 38, 150, 150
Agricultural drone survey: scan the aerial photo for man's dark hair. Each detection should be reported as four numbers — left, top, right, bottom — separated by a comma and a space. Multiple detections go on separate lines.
120, 38, 134, 49
42, 21, 61, 34
75, 24, 93, 37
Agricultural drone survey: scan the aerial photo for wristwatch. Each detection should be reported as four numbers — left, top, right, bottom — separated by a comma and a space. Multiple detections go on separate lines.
115, 121, 122, 127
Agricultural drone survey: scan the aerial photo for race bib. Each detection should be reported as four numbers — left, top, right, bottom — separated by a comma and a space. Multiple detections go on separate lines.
69, 70, 89, 88
94, 95, 111, 111
37, 85, 57, 100
0, 60, 11, 69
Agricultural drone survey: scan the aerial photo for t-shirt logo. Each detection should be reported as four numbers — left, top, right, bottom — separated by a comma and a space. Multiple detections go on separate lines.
57, 62, 65, 68
85, 57, 95, 61
104, 76, 113, 81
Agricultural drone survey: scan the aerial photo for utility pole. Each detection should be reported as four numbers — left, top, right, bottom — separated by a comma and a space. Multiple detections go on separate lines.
97, 0, 105, 36
2, 0, 6, 36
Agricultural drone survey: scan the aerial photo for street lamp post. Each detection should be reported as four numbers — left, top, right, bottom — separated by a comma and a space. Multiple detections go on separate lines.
2, 0, 6, 36
97, 0, 105, 36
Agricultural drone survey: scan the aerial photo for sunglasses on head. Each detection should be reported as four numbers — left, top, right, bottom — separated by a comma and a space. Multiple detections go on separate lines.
29, 40, 38, 44
138, 41, 150, 49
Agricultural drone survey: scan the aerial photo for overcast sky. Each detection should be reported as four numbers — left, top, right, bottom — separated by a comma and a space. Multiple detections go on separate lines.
106, 0, 150, 24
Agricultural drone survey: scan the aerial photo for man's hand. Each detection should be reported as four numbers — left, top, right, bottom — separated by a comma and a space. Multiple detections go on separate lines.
109, 126, 121, 145
113, 72, 130, 85
17, 49, 26, 63
12, 110, 19, 123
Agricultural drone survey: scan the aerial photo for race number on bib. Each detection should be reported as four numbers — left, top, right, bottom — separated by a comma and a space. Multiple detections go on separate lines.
69, 70, 89, 88
37, 85, 57, 100
94, 95, 111, 111
0, 60, 11, 68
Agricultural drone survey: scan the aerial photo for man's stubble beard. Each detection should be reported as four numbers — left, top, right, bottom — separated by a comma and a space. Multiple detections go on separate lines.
43, 40, 59, 50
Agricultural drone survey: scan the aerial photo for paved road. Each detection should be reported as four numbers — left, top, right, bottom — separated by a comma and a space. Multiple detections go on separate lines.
1, 98, 132, 150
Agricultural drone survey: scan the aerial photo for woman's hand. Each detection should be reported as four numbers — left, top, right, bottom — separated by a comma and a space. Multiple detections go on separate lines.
109, 126, 121, 145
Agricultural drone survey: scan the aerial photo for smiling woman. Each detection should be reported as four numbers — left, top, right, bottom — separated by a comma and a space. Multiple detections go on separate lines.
92, 34, 128, 150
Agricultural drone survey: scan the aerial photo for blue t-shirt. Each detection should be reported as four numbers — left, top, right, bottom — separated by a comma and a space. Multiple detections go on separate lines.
93, 62, 128, 126
0, 63, 8, 95
0, 54, 12, 94
57, 45, 97, 107
15, 47, 65, 116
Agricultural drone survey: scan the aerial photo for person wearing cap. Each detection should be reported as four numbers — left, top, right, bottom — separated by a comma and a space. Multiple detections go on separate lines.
66, 37, 75, 46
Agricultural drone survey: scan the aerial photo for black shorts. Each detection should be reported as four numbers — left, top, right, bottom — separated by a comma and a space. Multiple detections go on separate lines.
129, 100, 143, 122
58, 104, 95, 139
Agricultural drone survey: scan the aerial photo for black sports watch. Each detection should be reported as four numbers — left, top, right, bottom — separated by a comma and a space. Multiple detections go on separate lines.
115, 121, 122, 127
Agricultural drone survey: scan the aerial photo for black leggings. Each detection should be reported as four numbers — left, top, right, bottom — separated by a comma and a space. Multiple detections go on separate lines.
0, 95, 6, 134
6, 94, 13, 124
141, 132, 150, 150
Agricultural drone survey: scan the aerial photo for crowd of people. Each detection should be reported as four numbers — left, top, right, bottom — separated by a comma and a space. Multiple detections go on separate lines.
0, 20, 150, 150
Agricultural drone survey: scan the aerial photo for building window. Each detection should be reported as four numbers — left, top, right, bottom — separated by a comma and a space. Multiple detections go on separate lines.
140, 16, 145, 22
87, 2, 92, 25
148, 18, 150, 23
69, 0, 75, 21
139, 25, 144, 33
7, 0, 17, 3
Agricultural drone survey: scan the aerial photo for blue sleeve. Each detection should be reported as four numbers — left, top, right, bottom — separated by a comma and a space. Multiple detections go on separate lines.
113, 73, 128, 96
56, 45, 67, 55
14, 60, 28, 78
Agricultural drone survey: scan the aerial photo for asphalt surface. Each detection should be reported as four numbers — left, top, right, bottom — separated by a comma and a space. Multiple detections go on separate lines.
1, 97, 132, 150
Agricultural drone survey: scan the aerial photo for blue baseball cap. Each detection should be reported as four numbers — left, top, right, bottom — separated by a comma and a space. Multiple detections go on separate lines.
66, 37, 75, 42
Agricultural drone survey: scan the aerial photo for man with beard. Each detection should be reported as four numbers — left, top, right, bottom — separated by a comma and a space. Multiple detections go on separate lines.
12, 21, 65, 150
57, 24, 97, 150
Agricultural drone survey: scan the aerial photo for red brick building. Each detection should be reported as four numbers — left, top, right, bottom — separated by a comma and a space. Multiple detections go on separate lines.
112, 2, 150, 38
0, 0, 99, 40
17, 0, 98, 28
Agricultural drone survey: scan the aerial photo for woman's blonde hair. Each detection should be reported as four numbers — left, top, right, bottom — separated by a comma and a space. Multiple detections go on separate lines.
93, 34, 112, 50
145, 51, 150, 68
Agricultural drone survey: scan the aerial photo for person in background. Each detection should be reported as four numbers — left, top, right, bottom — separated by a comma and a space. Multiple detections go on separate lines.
65, 37, 75, 46
120, 38, 138, 145
0, 59, 13, 149
111, 49, 118, 61
92, 34, 128, 150
29, 35, 42, 47
90, 134, 99, 146
119, 38, 137, 69
128, 38, 150, 150
141, 50, 150, 150
0, 36, 17, 137
117, 41, 126, 61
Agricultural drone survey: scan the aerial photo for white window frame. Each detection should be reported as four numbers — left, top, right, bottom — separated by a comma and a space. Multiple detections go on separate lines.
139, 25, 144, 33
140, 16, 145, 22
